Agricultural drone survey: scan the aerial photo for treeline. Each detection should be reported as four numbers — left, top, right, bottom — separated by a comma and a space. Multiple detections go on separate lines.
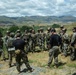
0, 23, 61, 35
0, 22, 75, 36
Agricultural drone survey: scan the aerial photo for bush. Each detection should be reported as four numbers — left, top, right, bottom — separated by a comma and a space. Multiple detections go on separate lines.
0, 27, 4, 36
52, 24, 60, 28
20, 26, 33, 32
9, 26, 19, 32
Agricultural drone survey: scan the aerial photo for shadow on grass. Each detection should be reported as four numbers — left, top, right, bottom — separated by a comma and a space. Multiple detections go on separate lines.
21, 68, 28, 73
58, 62, 66, 69
51, 62, 66, 68
58, 62, 66, 66
72, 73, 76, 75
43, 62, 66, 69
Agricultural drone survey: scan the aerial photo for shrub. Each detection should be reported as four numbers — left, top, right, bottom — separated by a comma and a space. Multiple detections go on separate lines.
9, 26, 19, 32
52, 24, 60, 28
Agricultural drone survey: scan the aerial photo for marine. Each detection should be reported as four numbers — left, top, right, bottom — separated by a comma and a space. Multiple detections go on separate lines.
39, 28, 46, 51
23, 30, 30, 53
62, 28, 70, 57
70, 27, 76, 60
59, 25, 65, 53
13, 33, 33, 73
46, 27, 51, 50
7, 32, 15, 67
0, 32, 4, 60
48, 28, 62, 68
31, 29, 36, 52
3, 31, 10, 59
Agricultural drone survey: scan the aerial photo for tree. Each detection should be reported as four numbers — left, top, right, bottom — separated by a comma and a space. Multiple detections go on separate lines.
9, 26, 19, 32
20, 26, 33, 32
52, 24, 60, 28
0, 27, 4, 36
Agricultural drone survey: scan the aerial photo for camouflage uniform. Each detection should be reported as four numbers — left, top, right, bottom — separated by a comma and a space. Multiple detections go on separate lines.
35, 29, 40, 46
31, 30, 36, 52
39, 28, 46, 51
70, 27, 76, 60
13, 33, 33, 73
62, 29, 70, 56
59, 25, 64, 52
46, 27, 51, 50
3, 31, 10, 59
48, 28, 62, 67
15, 51, 33, 73
0, 35, 4, 60
23, 30, 30, 53
7, 32, 15, 67
48, 46, 59, 66
28, 29, 32, 52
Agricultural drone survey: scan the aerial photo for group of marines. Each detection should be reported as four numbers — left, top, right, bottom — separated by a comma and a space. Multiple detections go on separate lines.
0, 25, 76, 73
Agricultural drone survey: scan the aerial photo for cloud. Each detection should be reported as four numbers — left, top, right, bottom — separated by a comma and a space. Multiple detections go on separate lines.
0, 0, 76, 17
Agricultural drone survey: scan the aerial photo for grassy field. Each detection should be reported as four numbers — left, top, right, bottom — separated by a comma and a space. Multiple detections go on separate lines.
1, 51, 76, 75
0, 24, 76, 75
28, 51, 76, 75
28, 51, 76, 68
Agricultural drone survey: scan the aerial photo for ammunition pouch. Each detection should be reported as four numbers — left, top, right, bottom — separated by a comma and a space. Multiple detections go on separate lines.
15, 49, 21, 54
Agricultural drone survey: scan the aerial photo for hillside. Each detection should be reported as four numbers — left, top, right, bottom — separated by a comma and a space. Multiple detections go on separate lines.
0, 16, 76, 26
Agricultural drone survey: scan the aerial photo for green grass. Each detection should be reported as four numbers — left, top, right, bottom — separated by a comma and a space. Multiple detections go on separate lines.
58, 65, 64, 69
67, 63, 76, 68
29, 59, 37, 63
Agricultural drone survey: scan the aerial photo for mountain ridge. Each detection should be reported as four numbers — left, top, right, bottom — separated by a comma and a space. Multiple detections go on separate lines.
0, 16, 76, 26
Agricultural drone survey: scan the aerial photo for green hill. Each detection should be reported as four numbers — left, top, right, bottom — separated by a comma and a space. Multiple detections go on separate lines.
0, 16, 76, 26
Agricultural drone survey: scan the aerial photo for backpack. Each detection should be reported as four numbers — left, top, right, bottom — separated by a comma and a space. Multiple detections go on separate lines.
63, 34, 69, 43
7, 37, 14, 47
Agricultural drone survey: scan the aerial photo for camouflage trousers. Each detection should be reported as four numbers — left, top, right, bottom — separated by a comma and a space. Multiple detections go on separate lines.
0, 48, 5, 60
5, 45, 9, 59
62, 43, 69, 57
25, 43, 30, 53
70, 46, 76, 61
39, 39, 45, 50
15, 51, 32, 72
46, 41, 50, 50
8, 50, 15, 67
60, 43, 63, 53
48, 46, 59, 67
31, 43, 35, 52
29, 41, 33, 52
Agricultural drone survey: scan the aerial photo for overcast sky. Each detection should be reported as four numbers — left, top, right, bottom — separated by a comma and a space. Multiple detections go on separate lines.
0, 0, 76, 17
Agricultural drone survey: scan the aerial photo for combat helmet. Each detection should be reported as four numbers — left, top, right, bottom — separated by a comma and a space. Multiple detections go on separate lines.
51, 28, 56, 32
16, 33, 21, 38
60, 25, 64, 28
62, 28, 67, 32
16, 29, 20, 33
6, 30, 10, 34
40, 28, 44, 32
10, 32, 15, 37
72, 27, 76, 32
47, 27, 51, 31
